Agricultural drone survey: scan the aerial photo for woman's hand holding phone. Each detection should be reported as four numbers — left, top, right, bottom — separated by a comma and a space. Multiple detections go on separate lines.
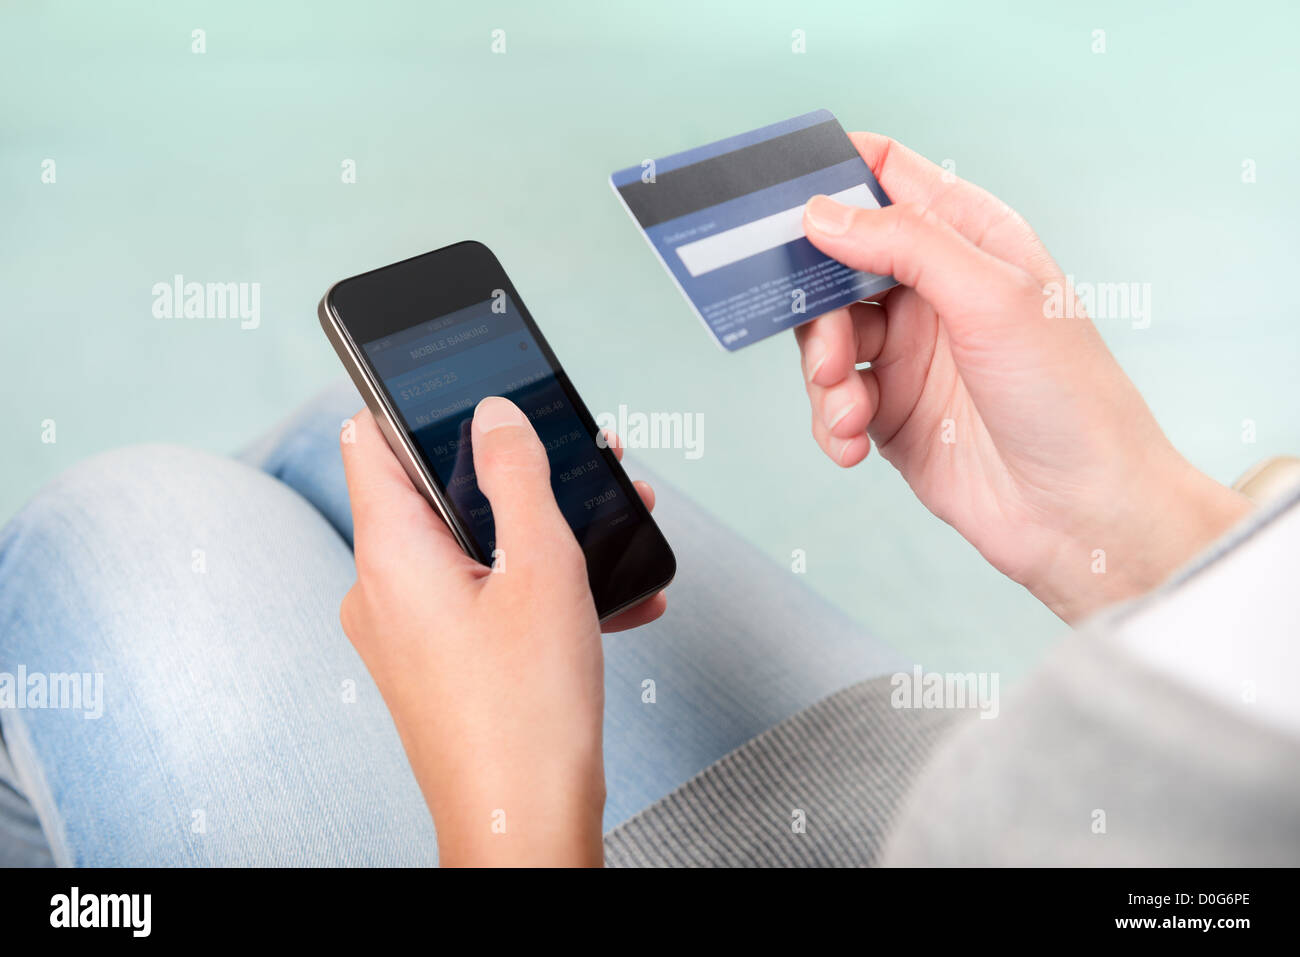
797, 133, 1250, 623
339, 398, 664, 867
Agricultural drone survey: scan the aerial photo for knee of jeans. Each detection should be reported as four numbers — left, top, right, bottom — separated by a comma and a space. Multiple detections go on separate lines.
0, 444, 340, 662
3, 443, 234, 559
1, 446, 211, 636
0, 445, 370, 865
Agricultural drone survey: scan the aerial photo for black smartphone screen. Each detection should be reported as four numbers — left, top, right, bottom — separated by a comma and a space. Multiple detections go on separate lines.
325, 241, 675, 618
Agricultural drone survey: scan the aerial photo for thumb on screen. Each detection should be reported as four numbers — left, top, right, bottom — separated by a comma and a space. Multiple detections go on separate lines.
471, 396, 581, 572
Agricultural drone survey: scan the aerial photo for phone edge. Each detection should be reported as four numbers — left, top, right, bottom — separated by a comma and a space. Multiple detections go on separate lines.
317, 287, 482, 561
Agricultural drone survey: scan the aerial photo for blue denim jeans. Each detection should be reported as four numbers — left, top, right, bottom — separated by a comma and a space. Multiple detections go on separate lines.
0, 380, 902, 865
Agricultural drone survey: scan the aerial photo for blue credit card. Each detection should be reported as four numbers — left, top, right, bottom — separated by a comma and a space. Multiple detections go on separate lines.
611, 109, 896, 351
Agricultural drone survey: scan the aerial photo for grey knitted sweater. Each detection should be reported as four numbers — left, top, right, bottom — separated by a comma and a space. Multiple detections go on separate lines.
605, 487, 1300, 866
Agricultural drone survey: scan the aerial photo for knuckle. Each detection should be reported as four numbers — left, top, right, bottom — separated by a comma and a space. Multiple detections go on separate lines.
504, 537, 585, 593
479, 434, 547, 479
895, 202, 928, 226
894, 202, 942, 238
339, 586, 361, 636
914, 204, 944, 231
1006, 267, 1043, 308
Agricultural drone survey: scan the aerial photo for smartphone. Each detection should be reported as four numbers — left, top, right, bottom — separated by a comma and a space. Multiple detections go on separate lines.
318, 240, 675, 621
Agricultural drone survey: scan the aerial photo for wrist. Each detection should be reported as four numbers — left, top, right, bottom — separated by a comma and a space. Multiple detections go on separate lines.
426, 760, 606, 867
435, 798, 604, 868
1033, 452, 1251, 623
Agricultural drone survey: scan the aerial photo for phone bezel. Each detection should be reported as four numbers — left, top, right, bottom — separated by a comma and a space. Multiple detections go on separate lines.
319, 240, 676, 621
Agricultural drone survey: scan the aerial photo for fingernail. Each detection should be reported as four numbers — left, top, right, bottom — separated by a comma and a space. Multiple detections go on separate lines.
834, 437, 858, 466
474, 396, 527, 433
805, 336, 827, 382
826, 403, 855, 431
805, 195, 855, 235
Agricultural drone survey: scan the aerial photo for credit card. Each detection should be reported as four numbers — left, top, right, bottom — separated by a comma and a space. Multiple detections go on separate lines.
610, 109, 895, 351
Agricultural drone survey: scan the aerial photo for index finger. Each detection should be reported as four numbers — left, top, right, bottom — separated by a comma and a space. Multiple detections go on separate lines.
340, 408, 467, 572
850, 132, 952, 209
850, 132, 1058, 285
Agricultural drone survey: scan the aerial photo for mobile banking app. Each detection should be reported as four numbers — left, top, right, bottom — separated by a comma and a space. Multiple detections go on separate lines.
363, 293, 628, 556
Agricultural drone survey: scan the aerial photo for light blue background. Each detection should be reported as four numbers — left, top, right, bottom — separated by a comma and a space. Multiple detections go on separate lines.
3, 1, 1297, 678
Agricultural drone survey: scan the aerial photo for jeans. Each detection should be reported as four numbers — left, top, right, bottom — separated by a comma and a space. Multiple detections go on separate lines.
0, 380, 902, 866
